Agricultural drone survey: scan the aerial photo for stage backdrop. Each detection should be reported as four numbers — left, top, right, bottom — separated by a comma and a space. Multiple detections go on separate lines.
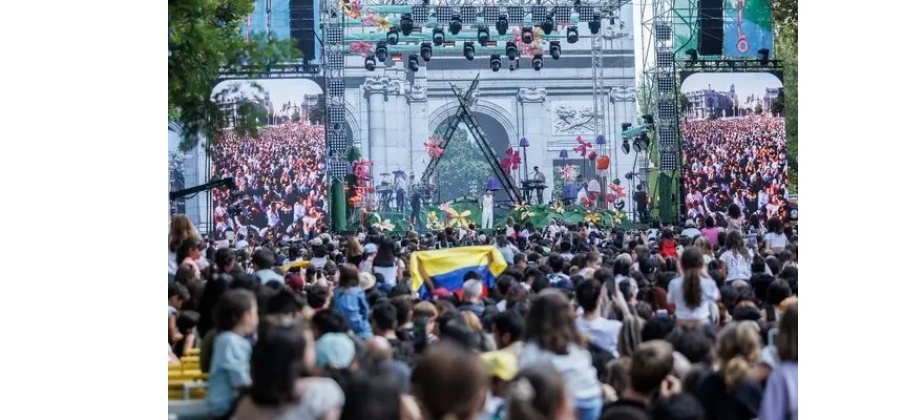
679, 72, 792, 225
672, 0, 774, 58
209, 79, 328, 240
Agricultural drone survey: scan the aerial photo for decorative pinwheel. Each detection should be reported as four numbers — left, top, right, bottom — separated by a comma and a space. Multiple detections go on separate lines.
349, 41, 374, 55
424, 137, 445, 158
551, 201, 566, 214
354, 160, 373, 181
574, 136, 592, 157
611, 210, 624, 225
608, 182, 627, 198
340, 0, 361, 19
514, 202, 535, 219
584, 212, 602, 225
560, 165, 578, 181
501, 147, 522, 174
443, 205, 473, 227
426, 211, 444, 230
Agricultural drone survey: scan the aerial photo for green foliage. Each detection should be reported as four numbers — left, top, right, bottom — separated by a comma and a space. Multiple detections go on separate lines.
772, 0, 797, 193
754, 103, 763, 115
772, 0, 798, 36
771, 89, 785, 116
434, 123, 494, 200
169, 0, 299, 151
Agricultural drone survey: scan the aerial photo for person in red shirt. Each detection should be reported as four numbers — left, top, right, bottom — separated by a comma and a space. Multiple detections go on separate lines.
660, 229, 679, 258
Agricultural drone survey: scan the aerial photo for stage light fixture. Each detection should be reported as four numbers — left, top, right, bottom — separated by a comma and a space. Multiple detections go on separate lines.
757, 48, 769, 65
589, 15, 601, 35
490, 54, 502, 71
542, 16, 554, 34
633, 133, 649, 152
449, 15, 463, 35
463, 41, 475, 60
622, 123, 632, 132
567, 27, 579, 43
642, 114, 654, 127
432, 28, 445, 46
686, 48, 698, 64
400, 14, 414, 36
621, 138, 631, 154
549, 41, 561, 60
420, 42, 432, 62
496, 15, 509, 35
408, 54, 420, 72
364, 55, 376, 71
477, 26, 490, 46
522, 27, 534, 44
506, 41, 519, 60
532, 53, 543, 70
375, 42, 388, 62
386, 27, 399, 45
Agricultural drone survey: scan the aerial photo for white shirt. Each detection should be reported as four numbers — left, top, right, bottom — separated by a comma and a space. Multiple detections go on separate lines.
482, 194, 493, 209
667, 275, 721, 321
764, 232, 788, 250
720, 249, 754, 282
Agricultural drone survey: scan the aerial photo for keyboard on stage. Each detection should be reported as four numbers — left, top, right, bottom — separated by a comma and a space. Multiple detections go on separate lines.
521, 180, 546, 190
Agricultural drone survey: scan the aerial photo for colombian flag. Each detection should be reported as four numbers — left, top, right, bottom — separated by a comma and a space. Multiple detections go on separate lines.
409, 246, 508, 299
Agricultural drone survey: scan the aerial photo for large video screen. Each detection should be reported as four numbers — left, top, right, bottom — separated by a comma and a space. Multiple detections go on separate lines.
680, 72, 789, 224
210, 79, 328, 240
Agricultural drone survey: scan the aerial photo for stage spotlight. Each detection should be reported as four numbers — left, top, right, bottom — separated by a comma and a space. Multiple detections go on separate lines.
642, 114, 654, 127
549, 41, 561, 60
496, 15, 509, 35
375, 41, 388, 62
386, 27, 399, 45
420, 42, 432, 62
521, 27, 534, 44
477, 26, 490, 46
408, 54, 420, 72
621, 138, 631, 154
432, 28, 445, 46
449, 15, 463, 35
589, 15, 601, 35
463, 41, 475, 60
542, 16, 554, 34
490, 54, 502, 72
506, 41, 519, 60
567, 27, 579, 44
399, 14, 414, 36
757, 48, 770, 65
622, 122, 632, 132
686, 48, 698, 64
532, 53, 543, 70
364, 55, 376, 71
633, 133, 649, 152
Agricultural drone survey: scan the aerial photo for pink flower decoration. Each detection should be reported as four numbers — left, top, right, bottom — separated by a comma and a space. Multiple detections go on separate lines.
608, 183, 627, 198
349, 42, 374, 55
424, 137, 445, 158
354, 160, 373, 181
574, 136, 593, 157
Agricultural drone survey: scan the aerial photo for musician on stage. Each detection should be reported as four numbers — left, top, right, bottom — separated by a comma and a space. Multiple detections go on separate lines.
410, 189, 422, 230
633, 183, 649, 223
531, 166, 546, 205
395, 172, 407, 213
481, 189, 494, 230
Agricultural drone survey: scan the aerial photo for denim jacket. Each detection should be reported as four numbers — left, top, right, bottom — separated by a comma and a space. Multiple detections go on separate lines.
332, 286, 372, 338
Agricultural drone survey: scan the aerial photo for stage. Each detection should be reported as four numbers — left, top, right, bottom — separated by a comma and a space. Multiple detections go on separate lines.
348, 201, 637, 233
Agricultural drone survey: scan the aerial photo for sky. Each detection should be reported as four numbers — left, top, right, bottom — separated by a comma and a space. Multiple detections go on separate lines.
211, 79, 324, 109
680, 72, 782, 99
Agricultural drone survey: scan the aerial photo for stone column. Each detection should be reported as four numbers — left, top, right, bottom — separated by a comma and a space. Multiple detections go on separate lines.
363, 77, 390, 177
517, 87, 548, 204
407, 84, 428, 180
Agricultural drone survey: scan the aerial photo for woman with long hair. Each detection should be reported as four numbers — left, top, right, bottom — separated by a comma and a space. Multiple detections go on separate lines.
666, 247, 720, 327
759, 303, 798, 420
519, 289, 602, 420
693, 321, 763, 420
764, 217, 787, 254
507, 366, 575, 420
372, 238, 399, 293
693, 236, 715, 265
169, 215, 201, 275
725, 203, 745, 232
176, 237, 204, 280
345, 237, 364, 266
234, 316, 345, 420
719, 231, 754, 285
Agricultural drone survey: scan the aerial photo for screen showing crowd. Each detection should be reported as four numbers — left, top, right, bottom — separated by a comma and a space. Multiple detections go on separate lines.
680, 73, 789, 225
211, 121, 328, 240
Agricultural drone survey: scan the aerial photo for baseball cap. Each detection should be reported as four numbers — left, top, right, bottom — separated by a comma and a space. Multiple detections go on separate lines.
481, 351, 518, 381
364, 243, 379, 254
315, 333, 356, 369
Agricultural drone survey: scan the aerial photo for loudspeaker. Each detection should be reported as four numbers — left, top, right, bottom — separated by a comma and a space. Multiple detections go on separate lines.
697, 0, 723, 56
290, 0, 316, 61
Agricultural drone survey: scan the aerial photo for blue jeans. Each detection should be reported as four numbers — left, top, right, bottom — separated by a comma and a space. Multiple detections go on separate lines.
575, 396, 603, 420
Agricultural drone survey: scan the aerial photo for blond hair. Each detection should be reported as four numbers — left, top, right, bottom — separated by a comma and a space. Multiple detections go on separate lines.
715, 321, 761, 390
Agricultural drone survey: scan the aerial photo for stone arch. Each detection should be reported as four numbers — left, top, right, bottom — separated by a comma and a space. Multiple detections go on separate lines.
427, 99, 517, 139
342, 101, 360, 148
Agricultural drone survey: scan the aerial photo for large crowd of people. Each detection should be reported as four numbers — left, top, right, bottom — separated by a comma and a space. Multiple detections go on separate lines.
168, 210, 798, 420
681, 116, 789, 225
210, 121, 328, 243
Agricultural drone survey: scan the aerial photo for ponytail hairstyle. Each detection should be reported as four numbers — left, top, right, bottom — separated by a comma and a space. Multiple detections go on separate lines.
508, 367, 567, 420
715, 321, 761, 390
680, 246, 706, 308
725, 230, 751, 261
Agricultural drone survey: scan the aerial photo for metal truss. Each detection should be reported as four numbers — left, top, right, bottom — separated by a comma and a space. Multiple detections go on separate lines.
215, 63, 321, 81
323, 0, 349, 181
677, 59, 783, 80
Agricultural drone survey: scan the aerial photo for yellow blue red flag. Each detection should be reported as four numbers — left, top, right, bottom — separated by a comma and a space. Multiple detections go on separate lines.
409, 246, 507, 298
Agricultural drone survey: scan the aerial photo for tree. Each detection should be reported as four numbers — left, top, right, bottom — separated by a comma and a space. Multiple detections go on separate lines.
169, 0, 298, 151
771, 88, 785, 116
772, 0, 797, 192
679, 93, 690, 113
433, 122, 494, 201
309, 94, 326, 125
754, 103, 763, 115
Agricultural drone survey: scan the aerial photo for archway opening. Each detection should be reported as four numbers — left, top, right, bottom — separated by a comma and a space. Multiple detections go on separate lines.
432, 111, 512, 203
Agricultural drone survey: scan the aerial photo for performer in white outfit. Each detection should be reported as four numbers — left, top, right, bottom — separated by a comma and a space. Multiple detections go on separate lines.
481, 190, 494, 229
